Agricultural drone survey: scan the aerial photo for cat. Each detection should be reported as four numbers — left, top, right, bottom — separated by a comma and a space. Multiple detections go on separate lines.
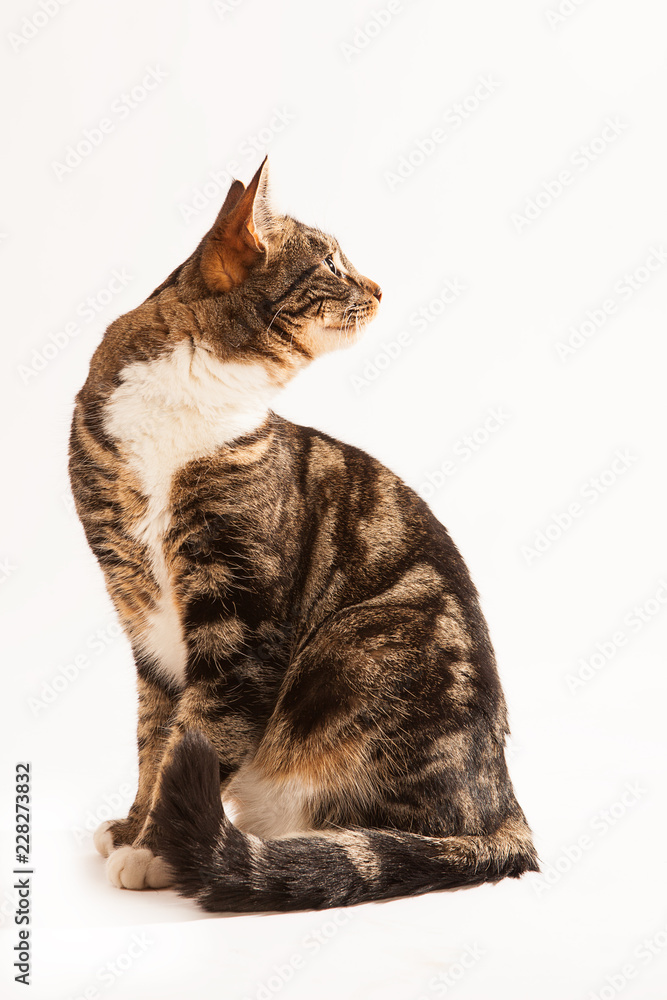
68, 157, 538, 912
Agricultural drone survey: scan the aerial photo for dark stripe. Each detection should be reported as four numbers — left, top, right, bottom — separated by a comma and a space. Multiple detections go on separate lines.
265, 263, 322, 310
268, 323, 314, 359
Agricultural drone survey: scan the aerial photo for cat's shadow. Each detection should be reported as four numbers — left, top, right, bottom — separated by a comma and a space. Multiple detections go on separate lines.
83, 847, 480, 925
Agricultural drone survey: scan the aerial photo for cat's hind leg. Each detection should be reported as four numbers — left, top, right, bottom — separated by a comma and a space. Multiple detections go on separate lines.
151, 609, 537, 909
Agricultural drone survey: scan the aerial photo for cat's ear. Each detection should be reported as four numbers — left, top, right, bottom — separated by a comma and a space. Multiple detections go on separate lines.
200, 158, 273, 293
218, 177, 246, 217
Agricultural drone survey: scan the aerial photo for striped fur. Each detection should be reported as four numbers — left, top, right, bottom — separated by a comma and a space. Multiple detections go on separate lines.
69, 159, 537, 911
153, 732, 537, 912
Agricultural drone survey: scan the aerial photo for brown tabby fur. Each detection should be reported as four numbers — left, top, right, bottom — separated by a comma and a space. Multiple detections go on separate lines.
68, 158, 538, 912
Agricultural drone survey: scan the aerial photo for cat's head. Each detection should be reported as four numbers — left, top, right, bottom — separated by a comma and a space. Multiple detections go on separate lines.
171, 159, 381, 379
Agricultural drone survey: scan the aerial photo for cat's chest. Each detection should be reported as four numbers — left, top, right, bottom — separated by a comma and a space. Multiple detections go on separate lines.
101, 341, 275, 686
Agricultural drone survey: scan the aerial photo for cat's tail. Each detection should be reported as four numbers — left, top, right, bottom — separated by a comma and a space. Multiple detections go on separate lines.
151, 731, 539, 913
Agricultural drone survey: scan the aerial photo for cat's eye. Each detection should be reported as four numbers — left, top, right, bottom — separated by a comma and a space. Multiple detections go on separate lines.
324, 254, 338, 276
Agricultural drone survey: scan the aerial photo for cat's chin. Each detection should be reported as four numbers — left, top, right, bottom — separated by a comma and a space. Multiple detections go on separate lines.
320, 325, 365, 349
294, 321, 363, 359
322, 314, 376, 339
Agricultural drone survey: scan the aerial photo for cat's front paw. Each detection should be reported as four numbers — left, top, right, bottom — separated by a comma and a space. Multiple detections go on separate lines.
93, 818, 139, 857
105, 846, 174, 890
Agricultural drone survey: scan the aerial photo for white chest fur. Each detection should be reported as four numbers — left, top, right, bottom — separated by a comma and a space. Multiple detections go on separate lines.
103, 340, 277, 687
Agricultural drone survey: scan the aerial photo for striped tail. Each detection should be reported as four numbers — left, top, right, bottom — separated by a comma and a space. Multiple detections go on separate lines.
151, 731, 539, 913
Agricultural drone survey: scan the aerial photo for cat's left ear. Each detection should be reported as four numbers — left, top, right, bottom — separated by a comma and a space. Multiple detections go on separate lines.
200, 157, 273, 293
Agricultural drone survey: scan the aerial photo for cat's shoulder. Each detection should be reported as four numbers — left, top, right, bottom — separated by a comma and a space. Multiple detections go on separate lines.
272, 414, 417, 497
274, 414, 380, 464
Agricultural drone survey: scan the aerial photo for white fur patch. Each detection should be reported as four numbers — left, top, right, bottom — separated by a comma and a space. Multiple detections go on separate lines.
103, 341, 278, 687
224, 764, 313, 839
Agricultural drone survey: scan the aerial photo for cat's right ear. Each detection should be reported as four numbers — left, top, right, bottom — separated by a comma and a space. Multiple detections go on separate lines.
200, 158, 271, 293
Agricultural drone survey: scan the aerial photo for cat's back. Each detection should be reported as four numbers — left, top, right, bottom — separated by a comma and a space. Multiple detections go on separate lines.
284, 418, 420, 513
278, 417, 477, 601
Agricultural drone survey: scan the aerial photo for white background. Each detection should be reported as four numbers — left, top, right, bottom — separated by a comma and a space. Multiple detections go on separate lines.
2, 1, 667, 998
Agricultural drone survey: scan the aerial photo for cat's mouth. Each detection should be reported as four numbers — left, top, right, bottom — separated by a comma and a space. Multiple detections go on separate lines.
325, 301, 379, 334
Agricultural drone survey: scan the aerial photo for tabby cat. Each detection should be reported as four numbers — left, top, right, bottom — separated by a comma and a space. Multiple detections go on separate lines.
68, 158, 538, 912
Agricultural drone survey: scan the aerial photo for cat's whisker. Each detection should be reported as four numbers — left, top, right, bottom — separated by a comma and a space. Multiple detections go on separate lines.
265, 305, 286, 340
339, 305, 355, 349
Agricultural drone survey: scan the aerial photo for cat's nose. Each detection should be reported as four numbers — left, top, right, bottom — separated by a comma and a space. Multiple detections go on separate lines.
365, 279, 382, 302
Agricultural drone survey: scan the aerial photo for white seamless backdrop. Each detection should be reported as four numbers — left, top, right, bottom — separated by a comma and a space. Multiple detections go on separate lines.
2, 1, 667, 998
